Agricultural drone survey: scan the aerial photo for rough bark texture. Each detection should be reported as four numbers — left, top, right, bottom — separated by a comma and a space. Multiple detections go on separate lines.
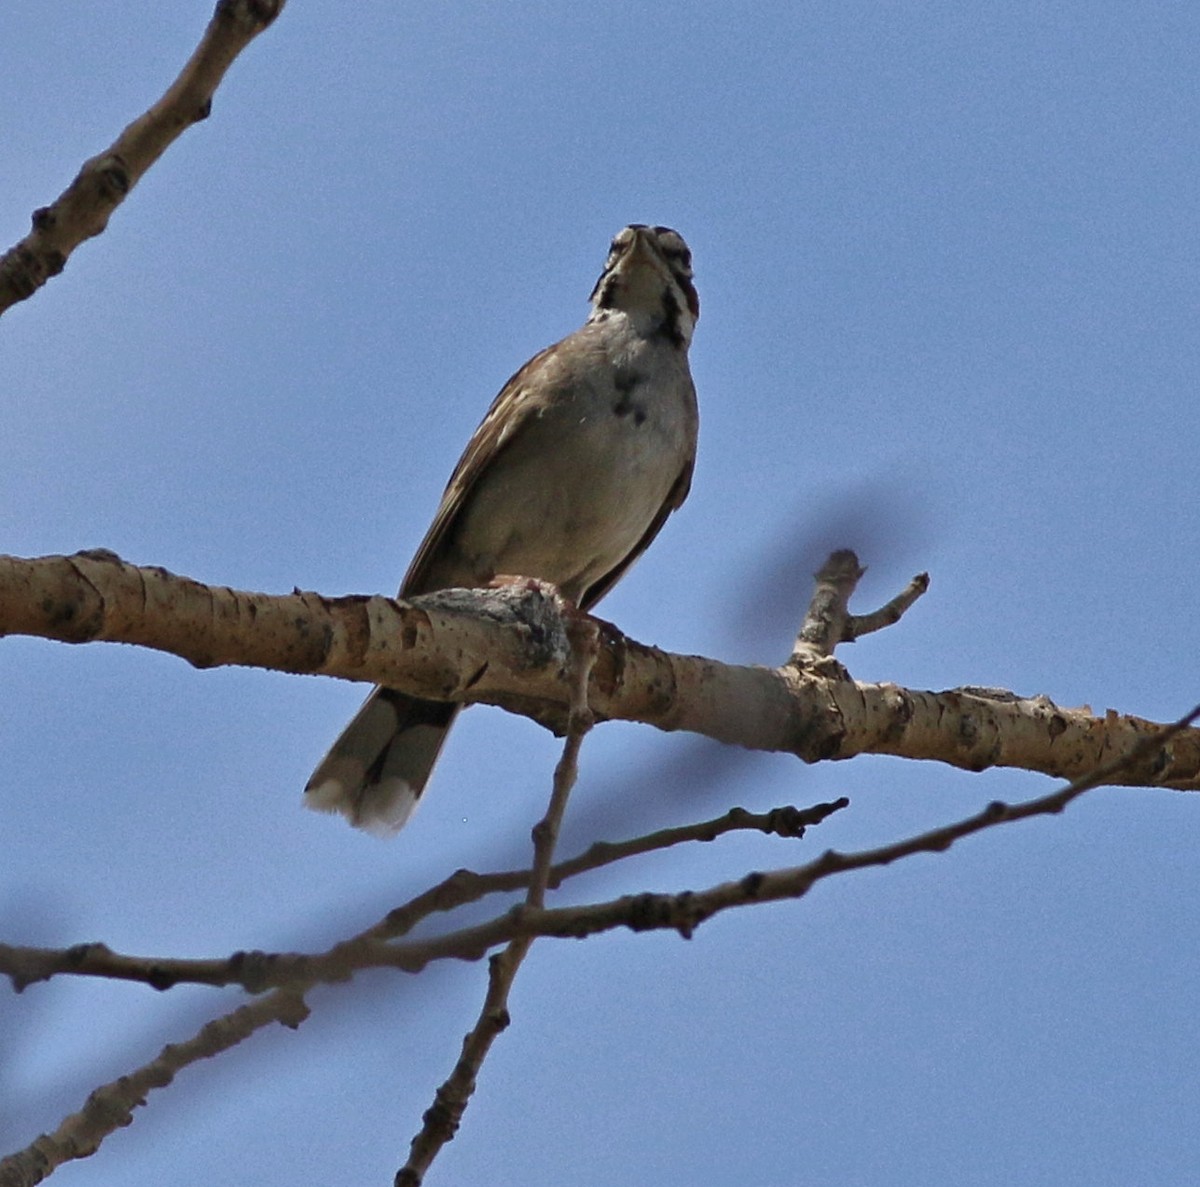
2, 550, 1197, 791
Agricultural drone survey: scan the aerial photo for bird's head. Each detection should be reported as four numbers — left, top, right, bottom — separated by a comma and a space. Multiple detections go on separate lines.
588, 224, 699, 347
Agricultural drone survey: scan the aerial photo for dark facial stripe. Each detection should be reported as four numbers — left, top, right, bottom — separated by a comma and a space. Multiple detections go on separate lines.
643, 229, 698, 321
591, 274, 620, 309
654, 287, 685, 348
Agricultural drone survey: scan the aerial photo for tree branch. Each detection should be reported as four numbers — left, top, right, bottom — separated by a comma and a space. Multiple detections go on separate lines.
0, 0, 285, 316
396, 615, 599, 1185
0, 800, 847, 994
0, 989, 308, 1187
3, 700, 1185, 1184
9, 704, 1186, 1009
2, 550, 1197, 792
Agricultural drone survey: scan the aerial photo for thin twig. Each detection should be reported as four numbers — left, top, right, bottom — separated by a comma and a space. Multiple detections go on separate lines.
0, 799, 847, 995
296, 704, 1200, 967
792, 549, 865, 659
844, 571, 930, 640
0, 990, 307, 1187
547, 798, 847, 889
4, 709, 1189, 1183
446, 702, 1200, 946
6, 692, 1193, 1001
791, 550, 929, 658
395, 617, 600, 1186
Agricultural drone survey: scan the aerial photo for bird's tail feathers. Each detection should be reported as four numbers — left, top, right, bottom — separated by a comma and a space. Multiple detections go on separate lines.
304, 688, 457, 836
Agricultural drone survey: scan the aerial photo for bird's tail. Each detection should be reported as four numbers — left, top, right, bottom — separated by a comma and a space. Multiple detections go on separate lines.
304, 687, 458, 836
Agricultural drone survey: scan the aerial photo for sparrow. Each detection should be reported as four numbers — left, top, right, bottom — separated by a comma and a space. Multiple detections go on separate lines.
304, 224, 700, 835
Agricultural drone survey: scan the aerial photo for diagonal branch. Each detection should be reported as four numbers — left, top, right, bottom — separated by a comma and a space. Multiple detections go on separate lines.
0, 989, 308, 1187
342, 703, 1200, 965
0, 0, 285, 316
10, 706, 1187, 1001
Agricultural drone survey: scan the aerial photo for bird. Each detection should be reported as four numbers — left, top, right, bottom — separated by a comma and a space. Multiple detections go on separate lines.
304, 224, 700, 835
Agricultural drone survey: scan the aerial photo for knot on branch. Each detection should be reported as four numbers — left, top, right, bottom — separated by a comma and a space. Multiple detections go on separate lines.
216, 0, 286, 31
421, 580, 571, 673
82, 153, 131, 200
623, 891, 706, 939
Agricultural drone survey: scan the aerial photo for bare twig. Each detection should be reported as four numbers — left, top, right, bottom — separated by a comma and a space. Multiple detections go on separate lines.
792, 548, 866, 659
369, 705, 1200, 957
844, 570, 930, 640
547, 798, 848, 889
0, 0, 285, 316
790, 549, 929, 659
396, 616, 600, 1186
0, 990, 307, 1187
275, 705, 1200, 971
0, 799, 848, 996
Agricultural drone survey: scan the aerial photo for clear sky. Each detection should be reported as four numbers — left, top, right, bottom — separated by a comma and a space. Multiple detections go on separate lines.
3, 3, 1199, 1184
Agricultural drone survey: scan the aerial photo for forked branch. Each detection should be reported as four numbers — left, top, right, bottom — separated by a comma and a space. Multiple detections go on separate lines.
4, 703, 1192, 1185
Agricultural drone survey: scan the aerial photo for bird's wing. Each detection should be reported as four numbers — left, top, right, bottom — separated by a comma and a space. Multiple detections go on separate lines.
400, 342, 563, 596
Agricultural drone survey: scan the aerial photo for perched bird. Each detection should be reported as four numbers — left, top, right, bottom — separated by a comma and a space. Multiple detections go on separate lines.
305, 225, 700, 835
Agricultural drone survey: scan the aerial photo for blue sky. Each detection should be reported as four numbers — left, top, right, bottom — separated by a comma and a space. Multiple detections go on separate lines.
3, 3, 1199, 1184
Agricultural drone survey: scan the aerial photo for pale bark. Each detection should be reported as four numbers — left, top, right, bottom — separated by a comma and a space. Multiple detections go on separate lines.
0, 0, 285, 315
2, 549, 1196, 791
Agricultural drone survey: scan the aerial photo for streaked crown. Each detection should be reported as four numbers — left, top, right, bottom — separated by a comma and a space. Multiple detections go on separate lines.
588, 224, 699, 347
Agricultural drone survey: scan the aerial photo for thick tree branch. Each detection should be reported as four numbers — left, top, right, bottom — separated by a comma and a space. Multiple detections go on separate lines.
2, 550, 1197, 791
0, 0, 285, 316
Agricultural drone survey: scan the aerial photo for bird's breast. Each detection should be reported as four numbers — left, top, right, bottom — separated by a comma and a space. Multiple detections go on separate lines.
448, 362, 695, 601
